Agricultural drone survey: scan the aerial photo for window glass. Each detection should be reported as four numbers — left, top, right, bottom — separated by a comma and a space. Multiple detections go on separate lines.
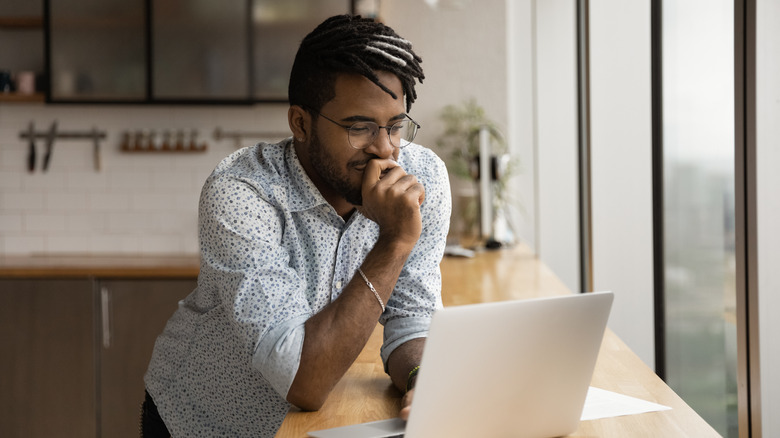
662, 1, 737, 436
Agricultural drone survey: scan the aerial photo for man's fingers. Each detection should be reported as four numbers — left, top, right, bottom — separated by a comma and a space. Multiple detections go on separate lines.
362, 159, 401, 191
378, 173, 425, 208
406, 179, 425, 206
399, 406, 411, 421
399, 388, 414, 420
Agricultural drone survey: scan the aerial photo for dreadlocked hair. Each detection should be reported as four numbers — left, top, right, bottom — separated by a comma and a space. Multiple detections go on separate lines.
288, 14, 425, 113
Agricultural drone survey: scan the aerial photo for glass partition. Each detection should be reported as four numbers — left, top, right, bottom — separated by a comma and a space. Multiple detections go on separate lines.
661, 0, 737, 436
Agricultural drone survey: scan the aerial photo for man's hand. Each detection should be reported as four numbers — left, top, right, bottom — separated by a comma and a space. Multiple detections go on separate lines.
358, 158, 425, 248
399, 388, 414, 421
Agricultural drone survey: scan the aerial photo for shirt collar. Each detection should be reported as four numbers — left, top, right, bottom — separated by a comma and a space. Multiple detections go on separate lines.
282, 138, 331, 213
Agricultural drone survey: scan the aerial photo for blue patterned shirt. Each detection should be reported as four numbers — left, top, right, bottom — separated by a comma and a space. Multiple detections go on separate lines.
144, 138, 451, 437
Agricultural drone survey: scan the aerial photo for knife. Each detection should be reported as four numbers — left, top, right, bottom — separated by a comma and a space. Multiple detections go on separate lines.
92, 129, 101, 172
42, 121, 58, 172
26, 122, 36, 173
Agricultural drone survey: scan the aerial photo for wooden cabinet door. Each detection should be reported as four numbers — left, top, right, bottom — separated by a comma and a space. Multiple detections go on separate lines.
97, 279, 195, 438
0, 279, 97, 438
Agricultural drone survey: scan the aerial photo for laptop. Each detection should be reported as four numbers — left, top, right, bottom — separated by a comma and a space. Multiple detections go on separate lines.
308, 291, 614, 438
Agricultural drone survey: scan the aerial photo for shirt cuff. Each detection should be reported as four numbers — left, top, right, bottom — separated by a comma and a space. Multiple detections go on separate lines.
252, 314, 309, 398
380, 316, 431, 369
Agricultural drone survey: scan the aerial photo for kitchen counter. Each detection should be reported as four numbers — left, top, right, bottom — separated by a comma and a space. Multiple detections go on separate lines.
0, 254, 200, 278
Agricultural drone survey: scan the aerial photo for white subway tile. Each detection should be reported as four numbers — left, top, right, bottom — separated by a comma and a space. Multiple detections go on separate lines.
140, 234, 183, 254
33, 138, 94, 168
156, 212, 190, 232
46, 192, 88, 211
132, 192, 179, 211
66, 212, 106, 233
119, 153, 175, 170
107, 211, 158, 233
2, 192, 45, 210
25, 213, 68, 232
0, 146, 28, 172
0, 213, 23, 232
47, 234, 91, 254
22, 171, 70, 191
172, 190, 201, 212
67, 172, 111, 191
182, 236, 199, 254
109, 171, 154, 191
3, 235, 46, 255
89, 193, 132, 212
152, 171, 196, 190
89, 234, 141, 254
0, 170, 23, 190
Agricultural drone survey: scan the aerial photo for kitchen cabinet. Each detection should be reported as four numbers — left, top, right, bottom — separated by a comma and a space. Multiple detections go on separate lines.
151, 1, 250, 101
45, 0, 350, 104
48, 0, 146, 101
250, 0, 352, 100
98, 279, 195, 438
0, 0, 45, 102
0, 279, 97, 438
0, 275, 195, 438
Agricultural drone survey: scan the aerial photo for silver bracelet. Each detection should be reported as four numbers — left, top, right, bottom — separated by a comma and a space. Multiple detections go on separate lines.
357, 268, 385, 312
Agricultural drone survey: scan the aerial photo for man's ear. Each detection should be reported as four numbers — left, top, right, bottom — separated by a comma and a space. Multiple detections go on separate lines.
288, 105, 310, 142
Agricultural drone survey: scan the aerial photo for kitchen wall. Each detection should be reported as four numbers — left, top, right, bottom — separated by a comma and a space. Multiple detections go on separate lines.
0, 0, 513, 256
0, 103, 290, 255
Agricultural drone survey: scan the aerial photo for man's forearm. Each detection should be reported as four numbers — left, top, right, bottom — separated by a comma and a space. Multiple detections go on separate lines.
286, 236, 414, 410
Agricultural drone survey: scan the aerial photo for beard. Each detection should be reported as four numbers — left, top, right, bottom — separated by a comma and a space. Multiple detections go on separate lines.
307, 128, 365, 206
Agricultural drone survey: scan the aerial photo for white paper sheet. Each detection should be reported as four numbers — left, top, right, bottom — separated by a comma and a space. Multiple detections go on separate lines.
580, 386, 672, 421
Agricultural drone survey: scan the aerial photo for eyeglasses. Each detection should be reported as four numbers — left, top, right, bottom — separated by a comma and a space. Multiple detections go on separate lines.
311, 110, 420, 150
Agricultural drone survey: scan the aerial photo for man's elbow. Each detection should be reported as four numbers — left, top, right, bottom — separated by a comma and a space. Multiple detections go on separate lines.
286, 386, 328, 411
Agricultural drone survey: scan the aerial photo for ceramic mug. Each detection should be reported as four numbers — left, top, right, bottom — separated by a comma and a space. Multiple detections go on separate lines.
16, 71, 36, 94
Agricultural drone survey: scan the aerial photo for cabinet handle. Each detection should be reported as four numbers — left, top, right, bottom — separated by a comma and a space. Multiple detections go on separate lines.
101, 286, 111, 348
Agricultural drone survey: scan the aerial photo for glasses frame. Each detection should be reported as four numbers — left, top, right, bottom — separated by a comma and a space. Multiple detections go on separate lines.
309, 109, 421, 150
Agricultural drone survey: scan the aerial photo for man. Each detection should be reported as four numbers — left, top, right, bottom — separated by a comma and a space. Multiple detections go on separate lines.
142, 14, 451, 437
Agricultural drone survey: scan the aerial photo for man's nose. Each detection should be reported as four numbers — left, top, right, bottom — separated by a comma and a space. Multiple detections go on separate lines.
363, 129, 396, 159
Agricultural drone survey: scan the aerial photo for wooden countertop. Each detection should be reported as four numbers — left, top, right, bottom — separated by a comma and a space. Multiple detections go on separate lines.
0, 254, 200, 278
277, 244, 721, 437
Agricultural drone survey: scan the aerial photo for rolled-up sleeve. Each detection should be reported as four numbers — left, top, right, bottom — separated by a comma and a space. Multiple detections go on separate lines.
198, 173, 312, 398
252, 315, 308, 397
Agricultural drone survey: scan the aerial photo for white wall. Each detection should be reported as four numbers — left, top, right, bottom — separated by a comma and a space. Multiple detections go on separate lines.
756, 0, 780, 434
589, 0, 655, 367
506, 0, 537, 252
534, 0, 580, 293
381, 0, 508, 155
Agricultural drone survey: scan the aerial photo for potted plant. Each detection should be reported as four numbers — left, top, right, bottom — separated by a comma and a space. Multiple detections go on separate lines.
436, 98, 519, 249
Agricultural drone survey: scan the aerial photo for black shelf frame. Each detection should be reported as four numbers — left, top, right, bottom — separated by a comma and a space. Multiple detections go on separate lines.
42, 0, 352, 106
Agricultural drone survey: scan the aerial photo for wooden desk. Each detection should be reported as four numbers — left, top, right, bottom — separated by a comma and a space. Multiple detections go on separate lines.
277, 245, 721, 437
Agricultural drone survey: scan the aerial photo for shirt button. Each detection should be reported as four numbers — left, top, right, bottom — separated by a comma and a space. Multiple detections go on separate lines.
336, 281, 342, 289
